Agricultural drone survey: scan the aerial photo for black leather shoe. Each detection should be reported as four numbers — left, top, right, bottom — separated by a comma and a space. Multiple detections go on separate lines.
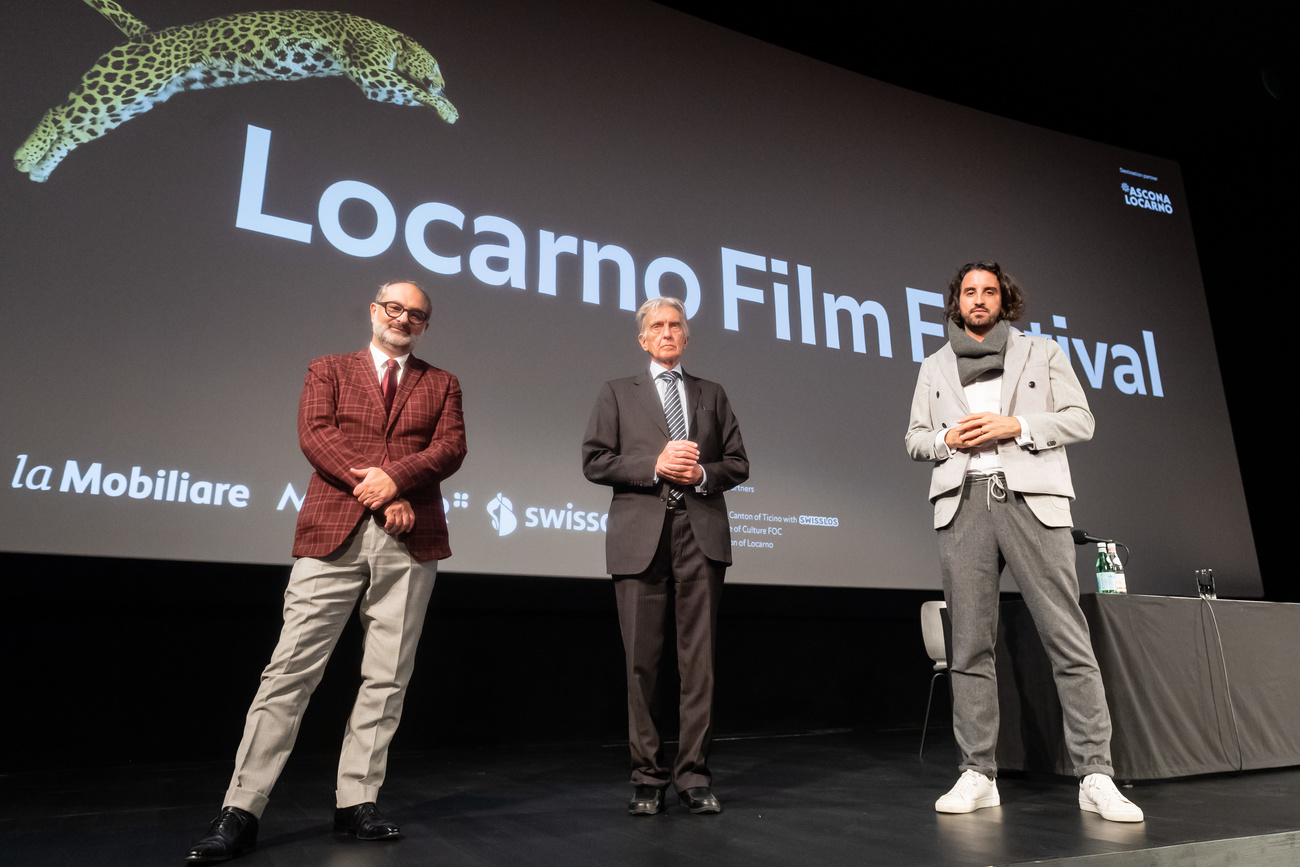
333, 802, 402, 841
628, 785, 664, 816
678, 787, 722, 814
185, 806, 258, 862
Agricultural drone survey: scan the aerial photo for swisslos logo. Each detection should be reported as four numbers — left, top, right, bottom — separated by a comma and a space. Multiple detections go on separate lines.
486, 492, 607, 537
487, 493, 518, 536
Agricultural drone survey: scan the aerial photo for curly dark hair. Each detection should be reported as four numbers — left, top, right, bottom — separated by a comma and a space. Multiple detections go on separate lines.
944, 260, 1025, 326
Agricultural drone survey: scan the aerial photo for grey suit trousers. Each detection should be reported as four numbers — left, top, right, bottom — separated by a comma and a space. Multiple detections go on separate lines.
938, 475, 1113, 779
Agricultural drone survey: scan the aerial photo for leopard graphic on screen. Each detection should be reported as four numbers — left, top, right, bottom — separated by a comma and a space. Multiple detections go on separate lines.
14, 0, 458, 182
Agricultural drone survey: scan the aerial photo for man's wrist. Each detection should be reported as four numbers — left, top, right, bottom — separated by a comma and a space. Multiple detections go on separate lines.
1014, 415, 1031, 445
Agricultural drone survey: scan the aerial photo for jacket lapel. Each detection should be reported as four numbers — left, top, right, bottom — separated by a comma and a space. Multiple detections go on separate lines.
682, 371, 701, 438
634, 371, 671, 437
938, 345, 970, 414
356, 350, 386, 413
999, 330, 1030, 413
387, 356, 422, 432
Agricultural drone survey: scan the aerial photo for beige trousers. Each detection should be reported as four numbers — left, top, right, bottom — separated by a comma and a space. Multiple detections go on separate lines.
224, 516, 437, 817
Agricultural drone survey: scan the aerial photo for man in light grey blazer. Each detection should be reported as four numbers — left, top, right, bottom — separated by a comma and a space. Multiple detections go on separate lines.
583, 296, 749, 816
906, 261, 1143, 822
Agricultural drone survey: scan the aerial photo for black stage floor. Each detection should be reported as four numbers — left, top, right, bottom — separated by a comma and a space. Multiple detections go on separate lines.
3, 729, 1298, 866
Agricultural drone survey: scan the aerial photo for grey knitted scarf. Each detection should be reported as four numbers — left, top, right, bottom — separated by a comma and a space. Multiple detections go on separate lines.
948, 319, 1010, 386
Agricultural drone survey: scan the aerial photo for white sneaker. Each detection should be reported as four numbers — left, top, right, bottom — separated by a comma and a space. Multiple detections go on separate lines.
935, 769, 1000, 813
1079, 773, 1144, 822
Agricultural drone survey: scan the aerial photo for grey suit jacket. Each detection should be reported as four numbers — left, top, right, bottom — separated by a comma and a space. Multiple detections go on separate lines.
905, 329, 1094, 529
582, 370, 749, 575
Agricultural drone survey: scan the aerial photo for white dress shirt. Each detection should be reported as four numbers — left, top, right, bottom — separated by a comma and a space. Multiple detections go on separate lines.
369, 343, 410, 384
933, 370, 1032, 475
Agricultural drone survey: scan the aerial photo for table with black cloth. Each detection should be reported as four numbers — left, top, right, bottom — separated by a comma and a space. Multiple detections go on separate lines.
990, 593, 1300, 780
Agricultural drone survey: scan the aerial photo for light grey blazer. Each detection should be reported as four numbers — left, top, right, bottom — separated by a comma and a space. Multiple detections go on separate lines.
906, 329, 1094, 529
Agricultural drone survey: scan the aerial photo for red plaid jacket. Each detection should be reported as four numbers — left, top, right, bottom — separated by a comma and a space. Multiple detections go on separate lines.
291, 349, 466, 562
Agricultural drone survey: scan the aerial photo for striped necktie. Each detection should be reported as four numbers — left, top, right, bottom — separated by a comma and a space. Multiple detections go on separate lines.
658, 370, 687, 500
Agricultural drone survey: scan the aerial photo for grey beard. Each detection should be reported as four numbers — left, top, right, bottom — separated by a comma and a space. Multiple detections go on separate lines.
374, 324, 418, 352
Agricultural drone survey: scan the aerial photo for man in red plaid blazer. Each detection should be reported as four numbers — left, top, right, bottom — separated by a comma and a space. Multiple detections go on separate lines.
186, 281, 466, 863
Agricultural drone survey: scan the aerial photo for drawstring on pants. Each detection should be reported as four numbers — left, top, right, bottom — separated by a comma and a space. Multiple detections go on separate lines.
969, 473, 1007, 510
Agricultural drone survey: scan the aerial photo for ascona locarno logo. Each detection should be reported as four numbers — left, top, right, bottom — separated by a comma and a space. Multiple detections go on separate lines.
1122, 182, 1173, 214
487, 493, 517, 536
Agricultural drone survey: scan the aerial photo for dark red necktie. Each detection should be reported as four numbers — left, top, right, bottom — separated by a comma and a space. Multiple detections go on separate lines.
381, 359, 398, 413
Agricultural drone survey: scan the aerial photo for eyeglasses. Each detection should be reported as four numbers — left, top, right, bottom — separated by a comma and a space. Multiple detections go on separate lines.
375, 301, 429, 325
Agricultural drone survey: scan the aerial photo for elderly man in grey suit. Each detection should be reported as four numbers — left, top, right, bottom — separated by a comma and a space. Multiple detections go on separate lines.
906, 261, 1143, 822
583, 296, 749, 816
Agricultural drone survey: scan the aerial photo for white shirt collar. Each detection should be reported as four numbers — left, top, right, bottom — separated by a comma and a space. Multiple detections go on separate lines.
649, 360, 683, 379
368, 343, 410, 375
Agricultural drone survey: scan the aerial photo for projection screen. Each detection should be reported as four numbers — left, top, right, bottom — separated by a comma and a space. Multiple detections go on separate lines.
0, 0, 1261, 595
